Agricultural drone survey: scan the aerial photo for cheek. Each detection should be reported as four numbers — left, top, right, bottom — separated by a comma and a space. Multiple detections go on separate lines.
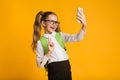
45, 22, 51, 26
44, 23, 50, 28
45, 25, 50, 30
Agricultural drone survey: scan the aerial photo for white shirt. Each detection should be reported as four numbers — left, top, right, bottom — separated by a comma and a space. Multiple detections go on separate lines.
36, 29, 85, 68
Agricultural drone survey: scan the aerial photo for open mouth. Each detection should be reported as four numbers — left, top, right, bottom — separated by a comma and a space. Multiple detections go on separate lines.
50, 27, 55, 30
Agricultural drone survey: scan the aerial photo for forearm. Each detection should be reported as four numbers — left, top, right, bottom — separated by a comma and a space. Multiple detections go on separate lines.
38, 51, 52, 68
36, 40, 54, 68
45, 50, 52, 58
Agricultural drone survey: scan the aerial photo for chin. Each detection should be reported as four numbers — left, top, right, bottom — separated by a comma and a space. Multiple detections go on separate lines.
48, 30, 54, 34
50, 29, 55, 32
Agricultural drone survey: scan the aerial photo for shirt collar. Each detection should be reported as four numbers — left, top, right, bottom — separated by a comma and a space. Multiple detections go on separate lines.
43, 31, 56, 38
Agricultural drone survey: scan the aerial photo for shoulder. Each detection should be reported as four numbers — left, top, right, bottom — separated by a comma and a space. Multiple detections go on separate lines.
56, 32, 67, 37
37, 40, 41, 43
59, 32, 66, 36
37, 40, 42, 46
36, 40, 44, 50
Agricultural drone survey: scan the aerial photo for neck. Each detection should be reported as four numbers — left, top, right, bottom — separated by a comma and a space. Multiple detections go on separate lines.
45, 31, 52, 34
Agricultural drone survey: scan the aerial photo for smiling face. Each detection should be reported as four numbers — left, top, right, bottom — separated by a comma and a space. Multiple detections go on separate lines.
42, 14, 59, 34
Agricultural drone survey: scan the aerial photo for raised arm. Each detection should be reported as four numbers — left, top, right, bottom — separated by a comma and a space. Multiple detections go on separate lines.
60, 9, 86, 43
77, 8, 86, 32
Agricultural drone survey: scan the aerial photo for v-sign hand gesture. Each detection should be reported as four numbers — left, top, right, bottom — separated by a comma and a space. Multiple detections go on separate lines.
48, 37, 54, 52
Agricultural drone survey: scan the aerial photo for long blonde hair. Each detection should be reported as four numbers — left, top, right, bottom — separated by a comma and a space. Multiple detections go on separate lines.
31, 11, 61, 52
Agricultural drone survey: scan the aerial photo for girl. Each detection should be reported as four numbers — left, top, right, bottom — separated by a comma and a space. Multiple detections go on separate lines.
32, 9, 86, 80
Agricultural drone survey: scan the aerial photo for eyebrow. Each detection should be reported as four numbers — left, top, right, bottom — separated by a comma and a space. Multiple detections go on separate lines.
46, 19, 58, 21
45, 20, 59, 22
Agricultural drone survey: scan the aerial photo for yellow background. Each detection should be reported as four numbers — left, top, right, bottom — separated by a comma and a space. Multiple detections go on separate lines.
0, 0, 120, 80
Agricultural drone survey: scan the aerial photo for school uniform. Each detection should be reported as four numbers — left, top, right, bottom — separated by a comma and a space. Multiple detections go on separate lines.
36, 29, 85, 80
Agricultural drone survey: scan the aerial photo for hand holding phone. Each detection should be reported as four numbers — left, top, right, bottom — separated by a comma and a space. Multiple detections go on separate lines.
77, 7, 83, 23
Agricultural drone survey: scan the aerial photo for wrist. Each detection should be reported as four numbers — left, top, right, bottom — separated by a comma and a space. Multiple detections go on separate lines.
45, 50, 53, 58
82, 24, 86, 31
82, 23, 86, 27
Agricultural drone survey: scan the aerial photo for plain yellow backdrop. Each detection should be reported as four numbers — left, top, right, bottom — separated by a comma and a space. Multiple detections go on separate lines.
0, 0, 120, 80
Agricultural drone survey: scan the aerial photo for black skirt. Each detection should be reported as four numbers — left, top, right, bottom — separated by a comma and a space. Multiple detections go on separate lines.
47, 60, 72, 80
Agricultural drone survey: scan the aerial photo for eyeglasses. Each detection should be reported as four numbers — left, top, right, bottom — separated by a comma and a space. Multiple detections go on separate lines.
44, 20, 60, 26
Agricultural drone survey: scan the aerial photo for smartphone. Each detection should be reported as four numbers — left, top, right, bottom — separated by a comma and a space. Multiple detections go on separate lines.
77, 7, 83, 23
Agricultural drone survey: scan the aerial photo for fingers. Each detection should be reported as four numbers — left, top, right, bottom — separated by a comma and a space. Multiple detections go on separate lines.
77, 9, 85, 18
77, 10, 86, 22
77, 13, 85, 19
78, 9, 83, 16
76, 14, 85, 22
48, 37, 51, 44
50, 42, 54, 47
48, 37, 54, 47
77, 11, 86, 25
76, 14, 82, 19
78, 8, 84, 15
48, 37, 54, 52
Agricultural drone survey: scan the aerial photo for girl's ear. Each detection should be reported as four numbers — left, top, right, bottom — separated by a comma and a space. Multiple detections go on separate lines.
41, 21, 46, 26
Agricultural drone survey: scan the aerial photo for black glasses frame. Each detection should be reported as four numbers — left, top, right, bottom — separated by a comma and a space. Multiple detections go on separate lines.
44, 20, 60, 26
